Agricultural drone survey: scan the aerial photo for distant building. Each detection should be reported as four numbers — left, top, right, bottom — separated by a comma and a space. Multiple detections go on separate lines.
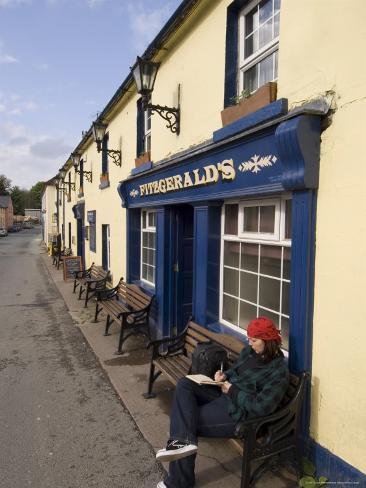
0, 195, 14, 230
24, 209, 41, 221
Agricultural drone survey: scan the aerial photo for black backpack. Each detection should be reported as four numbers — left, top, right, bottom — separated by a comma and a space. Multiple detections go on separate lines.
190, 341, 228, 379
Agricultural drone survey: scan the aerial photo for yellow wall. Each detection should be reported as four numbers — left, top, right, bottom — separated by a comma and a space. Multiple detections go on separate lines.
279, 0, 366, 473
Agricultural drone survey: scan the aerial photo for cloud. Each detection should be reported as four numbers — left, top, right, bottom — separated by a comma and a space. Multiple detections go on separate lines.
126, 2, 178, 52
30, 138, 73, 159
0, 0, 30, 8
0, 123, 73, 188
0, 40, 18, 64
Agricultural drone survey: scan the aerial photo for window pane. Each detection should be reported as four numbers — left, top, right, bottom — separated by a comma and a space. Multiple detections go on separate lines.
274, 0, 281, 14
148, 232, 155, 249
224, 241, 240, 268
241, 243, 259, 272
280, 316, 289, 350
259, 205, 275, 233
148, 212, 155, 227
260, 245, 281, 277
274, 12, 280, 37
259, 18, 273, 49
259, 276, 280, 311
148, 249, 154, 266
259, 52, 274, 86
282, 281, 290, 316
143, 232, 148, 247
147, 265, 154, 284
243, 206, 259, 232
223, 267, 239, 297
283, 247, 291, 280
240, 271, 258, 303
258, 308, 280, 329
245, 6, 258, 35
259, 0, 272, 24
239, 301, 257, 330
285, 199, 292, 239
224, 204, 238, 235
142, 264, 148, 280
223, 294, 238, 326
142, 248, 148, 263
243, 65, 258, 93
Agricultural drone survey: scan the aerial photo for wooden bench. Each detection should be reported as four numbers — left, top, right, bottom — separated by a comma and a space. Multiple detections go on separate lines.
72, 263, 110, 308
52, 247, 72, 270
145, 319, 309, 487
94, 278, 155, 355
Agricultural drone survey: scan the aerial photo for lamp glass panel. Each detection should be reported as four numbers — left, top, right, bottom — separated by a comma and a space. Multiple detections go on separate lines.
133, 63, 143, 92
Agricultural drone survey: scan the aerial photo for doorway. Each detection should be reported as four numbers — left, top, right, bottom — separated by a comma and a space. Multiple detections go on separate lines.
171, 205, 194, 334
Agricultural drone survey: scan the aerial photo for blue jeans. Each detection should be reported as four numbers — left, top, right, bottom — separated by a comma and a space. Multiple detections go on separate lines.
165, 377, 236, 488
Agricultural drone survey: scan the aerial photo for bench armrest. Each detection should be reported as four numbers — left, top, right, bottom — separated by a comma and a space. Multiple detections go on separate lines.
97, 286, 118, 301
147, 325, 188, 357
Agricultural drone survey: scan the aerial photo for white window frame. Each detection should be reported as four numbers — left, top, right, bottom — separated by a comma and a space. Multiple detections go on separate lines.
141, 209, 156, 286
106, 224, 111, 271
238, 198, 281, 241
219, 195, 291, 349
238, 0, 280, 94
144, 108, 151, 153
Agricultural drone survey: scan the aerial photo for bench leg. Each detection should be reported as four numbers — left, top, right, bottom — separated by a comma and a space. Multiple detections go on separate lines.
116, 318, 126, 354
84, 286, 90, 308
143, 363, 161, 399
240, 438, 254, 488
73, 279, 78, 293
78, 285, 84, 300
94, 302, 102, 323
104, 315, 114, 336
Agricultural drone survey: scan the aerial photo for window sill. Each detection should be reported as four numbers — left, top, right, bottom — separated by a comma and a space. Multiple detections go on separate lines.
132, 279, 155, 296
99, 180, 110, 190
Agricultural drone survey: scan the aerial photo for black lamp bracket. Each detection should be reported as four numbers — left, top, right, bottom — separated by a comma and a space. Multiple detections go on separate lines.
147, 103, 180, 135
107, 149, 122, 167
84, 171, 93, 183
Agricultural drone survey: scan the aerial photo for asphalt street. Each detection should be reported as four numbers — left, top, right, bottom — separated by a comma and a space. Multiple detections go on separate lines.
0, 227, 165, 488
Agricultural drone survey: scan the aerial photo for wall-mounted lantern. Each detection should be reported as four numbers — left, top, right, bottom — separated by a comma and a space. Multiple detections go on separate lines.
91, 120, 122, 167
71, 152, 92, 182
131, 56, 180, 135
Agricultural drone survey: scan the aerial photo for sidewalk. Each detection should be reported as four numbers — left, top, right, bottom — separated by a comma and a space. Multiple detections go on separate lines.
41, 251, 297, 488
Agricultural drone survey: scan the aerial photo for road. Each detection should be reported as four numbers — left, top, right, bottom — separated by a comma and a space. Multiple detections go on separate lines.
0, 228, 164, 488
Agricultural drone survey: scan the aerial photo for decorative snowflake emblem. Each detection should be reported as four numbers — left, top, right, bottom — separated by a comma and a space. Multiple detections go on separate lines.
130, 189, 139, 198
238, 154, 278, 174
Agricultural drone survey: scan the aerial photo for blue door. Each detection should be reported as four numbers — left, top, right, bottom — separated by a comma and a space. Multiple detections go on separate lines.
172, 205, 194, 333
77, 218, 85, 270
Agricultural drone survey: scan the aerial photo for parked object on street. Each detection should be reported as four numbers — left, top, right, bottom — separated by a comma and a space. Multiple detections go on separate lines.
72, 263, 110, 308
0, 227, 8, 237
53, 247, 72, 270
94, 278, 155, 355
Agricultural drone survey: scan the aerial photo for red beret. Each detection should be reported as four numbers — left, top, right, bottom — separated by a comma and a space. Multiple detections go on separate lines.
247, 316, 282, 342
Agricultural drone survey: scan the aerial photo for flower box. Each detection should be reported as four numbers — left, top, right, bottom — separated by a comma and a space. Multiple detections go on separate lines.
135, 151, 151, 168
221, 82, 277, 127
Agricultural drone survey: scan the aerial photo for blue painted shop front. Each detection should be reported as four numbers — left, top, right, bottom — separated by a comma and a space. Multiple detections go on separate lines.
119, 107, 321, 376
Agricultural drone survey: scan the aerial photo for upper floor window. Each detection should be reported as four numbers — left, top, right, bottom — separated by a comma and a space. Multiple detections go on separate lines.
144, 108, 151, 153
239, 0, 280, 94
102, 132, 109, 175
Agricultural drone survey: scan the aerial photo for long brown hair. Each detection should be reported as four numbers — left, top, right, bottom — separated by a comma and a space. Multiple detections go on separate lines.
261, 340, 284, 363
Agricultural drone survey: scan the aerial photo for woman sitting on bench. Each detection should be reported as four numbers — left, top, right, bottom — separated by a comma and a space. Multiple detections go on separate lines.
155, 316, 289, 488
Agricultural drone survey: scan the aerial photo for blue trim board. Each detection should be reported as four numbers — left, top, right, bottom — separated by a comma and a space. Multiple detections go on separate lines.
307, 439, 366, 484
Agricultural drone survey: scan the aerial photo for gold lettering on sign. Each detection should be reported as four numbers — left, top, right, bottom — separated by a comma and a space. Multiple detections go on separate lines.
135, 157, 238, 197
183, 172, 194, 187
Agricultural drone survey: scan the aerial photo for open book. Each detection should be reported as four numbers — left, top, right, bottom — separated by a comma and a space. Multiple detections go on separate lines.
186, 374, 224, 386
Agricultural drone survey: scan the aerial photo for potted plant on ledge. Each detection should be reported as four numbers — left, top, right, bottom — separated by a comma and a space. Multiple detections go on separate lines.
221, 81, 277, 127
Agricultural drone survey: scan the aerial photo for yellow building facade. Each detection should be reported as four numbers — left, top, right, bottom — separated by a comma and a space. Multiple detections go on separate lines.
49, 0, 366, 482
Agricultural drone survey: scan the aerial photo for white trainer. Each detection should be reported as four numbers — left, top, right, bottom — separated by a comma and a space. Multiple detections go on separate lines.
156, 439, 198, 462
157, 482, 167, 488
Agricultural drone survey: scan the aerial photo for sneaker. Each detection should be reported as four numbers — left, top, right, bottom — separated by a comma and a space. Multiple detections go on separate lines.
157, 482, 167, 488
156, 439, 197, 462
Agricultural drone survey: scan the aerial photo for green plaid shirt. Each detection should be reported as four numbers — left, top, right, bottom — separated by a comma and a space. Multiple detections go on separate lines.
225, 346, 289, 422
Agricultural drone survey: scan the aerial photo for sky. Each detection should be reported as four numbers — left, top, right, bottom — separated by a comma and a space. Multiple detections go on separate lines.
0, 0, 182, 189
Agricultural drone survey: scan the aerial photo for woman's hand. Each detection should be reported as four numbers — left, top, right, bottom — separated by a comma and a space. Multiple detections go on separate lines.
221, 381, 232, 394
214, 371, 227, 382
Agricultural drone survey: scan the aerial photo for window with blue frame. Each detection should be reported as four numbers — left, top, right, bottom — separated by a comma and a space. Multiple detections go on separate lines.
102, 224, 110, 271
141, 209, 156, 285
225, 0, 281, 106
136, 98, 151, 157
87, 210, 96, 253
102, 132, 109, 175
220, 195, 291, 349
